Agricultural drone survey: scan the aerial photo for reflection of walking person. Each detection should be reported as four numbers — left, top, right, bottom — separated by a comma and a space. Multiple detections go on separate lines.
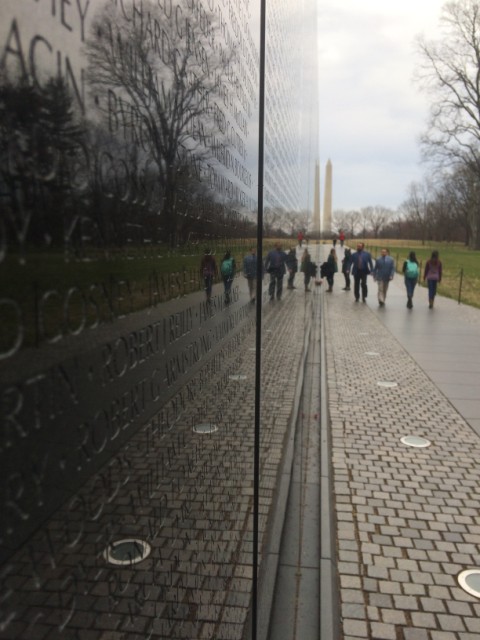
265, 242, 287, 300
243, 247, 257, 303
220, 250, 236, 304
372, 248, 395, 306
286, 248, 298, 289
402, 251, 419, 309
349, 242, 373, 302
200, 248, 217, 303
300, 248, 314, 292
325, 248, 338, 292
342, 247, 351, 290
424, 250, 442, 309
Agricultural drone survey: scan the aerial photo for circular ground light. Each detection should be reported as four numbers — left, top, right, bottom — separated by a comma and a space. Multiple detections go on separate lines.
229, 374, 247, 381
377, 381, 398, 388
104, 539, 151, 566
458, 570, 480, 598
193, 423, 218, 434
401, 435, 431, 448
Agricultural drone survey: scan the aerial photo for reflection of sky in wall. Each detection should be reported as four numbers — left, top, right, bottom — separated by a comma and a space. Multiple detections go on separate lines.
1, 0, 91, 101
264, 0, 319, 214
318, 0, 444, 212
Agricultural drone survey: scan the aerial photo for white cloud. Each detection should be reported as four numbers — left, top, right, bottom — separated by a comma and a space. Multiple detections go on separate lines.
318, 0, 445, 211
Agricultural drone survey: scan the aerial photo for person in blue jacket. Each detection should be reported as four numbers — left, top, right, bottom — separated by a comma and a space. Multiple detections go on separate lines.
372, 248, 395, 306
243, 247, 258, 302
349, 242, 373, 303
265, 242, 287, 300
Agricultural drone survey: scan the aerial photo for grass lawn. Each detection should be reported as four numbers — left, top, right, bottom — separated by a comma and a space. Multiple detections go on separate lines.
1, 240, 257, 353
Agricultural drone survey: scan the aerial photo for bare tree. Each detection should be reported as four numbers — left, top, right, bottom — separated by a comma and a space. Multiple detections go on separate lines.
440, 165, 480, 244
86, 0, 232, 246
363, 205, 392, 238
416, 0, 480, 248
333, 209, 361, 239
399, 180, 435, 244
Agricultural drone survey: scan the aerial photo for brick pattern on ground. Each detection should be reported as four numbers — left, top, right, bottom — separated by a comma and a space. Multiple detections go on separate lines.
1, 290, 309, 640
325, 291, 480, 640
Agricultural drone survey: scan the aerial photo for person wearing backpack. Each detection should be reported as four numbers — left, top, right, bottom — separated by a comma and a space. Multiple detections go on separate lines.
424, 250, 442, 309
402, 251, 419, 309
220, 250, 236, 304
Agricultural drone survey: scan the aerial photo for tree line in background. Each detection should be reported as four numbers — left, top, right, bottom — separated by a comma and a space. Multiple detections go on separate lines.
332, 168, 478, 245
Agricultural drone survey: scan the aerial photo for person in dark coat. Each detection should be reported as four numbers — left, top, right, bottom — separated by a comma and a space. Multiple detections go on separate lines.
200, 249, 217, 303
349, 242, 373, 302
342, 247, 352, 291
325, 248, 338, 292
265, 242, 287, 300
285, 248, 298, 289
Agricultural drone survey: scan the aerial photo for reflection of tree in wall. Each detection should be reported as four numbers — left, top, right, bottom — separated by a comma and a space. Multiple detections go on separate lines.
86, 0, 231, 247
0, 78, 87, 251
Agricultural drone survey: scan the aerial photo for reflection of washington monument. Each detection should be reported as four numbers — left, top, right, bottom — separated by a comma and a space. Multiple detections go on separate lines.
322, 159, 332, 235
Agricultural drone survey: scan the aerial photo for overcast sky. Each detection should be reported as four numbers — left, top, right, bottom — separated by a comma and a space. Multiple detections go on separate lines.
318, 0, 446, 213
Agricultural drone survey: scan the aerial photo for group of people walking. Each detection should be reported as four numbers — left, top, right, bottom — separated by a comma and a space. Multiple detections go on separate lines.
200, 242, 314, 305
335, 242, 443, 309
200, 243, 443, 310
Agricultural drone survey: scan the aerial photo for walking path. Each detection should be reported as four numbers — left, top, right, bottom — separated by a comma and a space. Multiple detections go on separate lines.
322, 244, 480, 640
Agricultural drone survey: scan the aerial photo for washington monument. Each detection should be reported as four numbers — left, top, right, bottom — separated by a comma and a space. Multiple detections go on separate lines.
322, 159, 332, 236
312, 161, 321, 236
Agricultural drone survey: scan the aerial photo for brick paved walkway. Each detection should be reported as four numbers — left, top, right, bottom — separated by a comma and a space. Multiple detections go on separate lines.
0, 280, 311, 640
323, 275, 480, 640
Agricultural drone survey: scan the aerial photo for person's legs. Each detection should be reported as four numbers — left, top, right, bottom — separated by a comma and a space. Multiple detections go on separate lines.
353, 274, 360, 300
405, 277, 415, 307
204, 276, 213, 300
276, 275, 283, 299
224, 276, 232, 302
428, 280, 437, 307
248, 277, 256, 300
304, 273, 311, 291
326, 274, 333, 291
377, 280, 386, 304
360, 272, 368, 300
269, 273, 276, 299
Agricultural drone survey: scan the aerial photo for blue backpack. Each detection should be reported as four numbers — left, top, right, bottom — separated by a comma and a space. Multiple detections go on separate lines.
405, 260, 419, 278
221, 258, 234, 277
